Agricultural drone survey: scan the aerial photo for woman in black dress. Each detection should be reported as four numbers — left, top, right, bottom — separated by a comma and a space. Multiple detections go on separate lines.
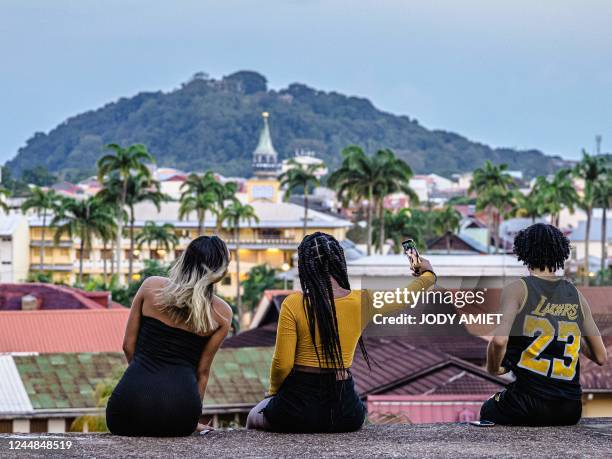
106, 236, 233, 436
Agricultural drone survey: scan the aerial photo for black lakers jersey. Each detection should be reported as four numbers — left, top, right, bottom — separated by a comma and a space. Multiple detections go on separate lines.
504, 276, 583, 400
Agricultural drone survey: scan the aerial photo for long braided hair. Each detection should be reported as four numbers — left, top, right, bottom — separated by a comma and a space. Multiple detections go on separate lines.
297, 232, 370, 373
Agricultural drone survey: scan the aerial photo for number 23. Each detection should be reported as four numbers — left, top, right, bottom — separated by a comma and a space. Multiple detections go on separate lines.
518, 315, 580, 380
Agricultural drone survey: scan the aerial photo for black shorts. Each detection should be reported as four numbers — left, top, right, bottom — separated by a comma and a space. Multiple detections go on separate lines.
263, 370, 366, 433
480, 384, 582, 426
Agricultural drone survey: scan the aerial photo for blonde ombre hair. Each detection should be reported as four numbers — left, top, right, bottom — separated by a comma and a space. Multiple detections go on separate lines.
157, 235, 229, 334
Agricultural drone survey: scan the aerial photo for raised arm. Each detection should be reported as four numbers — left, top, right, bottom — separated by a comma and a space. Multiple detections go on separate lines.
196, 297, 233, 400
579, 291, 607, 366
363, 258, 436, 324
268, 296, 298, 396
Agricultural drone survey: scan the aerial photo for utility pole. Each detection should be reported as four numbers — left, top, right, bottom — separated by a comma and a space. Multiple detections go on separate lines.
595, 134, 602, 155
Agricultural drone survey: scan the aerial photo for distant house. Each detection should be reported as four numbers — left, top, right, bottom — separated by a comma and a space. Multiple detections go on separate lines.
426, 232, 489, 254
569, 218, 612, 272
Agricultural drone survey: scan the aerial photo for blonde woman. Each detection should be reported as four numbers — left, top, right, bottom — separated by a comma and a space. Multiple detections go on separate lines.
106, 236, 233, 436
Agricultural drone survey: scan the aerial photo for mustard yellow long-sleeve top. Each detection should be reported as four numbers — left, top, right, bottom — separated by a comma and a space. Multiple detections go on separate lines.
268, 272, 435, 394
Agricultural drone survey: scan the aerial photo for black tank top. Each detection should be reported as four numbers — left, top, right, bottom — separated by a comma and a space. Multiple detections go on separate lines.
504, 276, 583, 400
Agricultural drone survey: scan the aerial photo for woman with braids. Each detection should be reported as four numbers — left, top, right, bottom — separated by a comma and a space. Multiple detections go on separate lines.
247, 232, 436, 432
481, 223, 607, 426
106, 236, 233, 436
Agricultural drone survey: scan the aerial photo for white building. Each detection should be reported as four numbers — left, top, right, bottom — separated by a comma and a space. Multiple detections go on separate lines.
0, 214, 30, 282
569, 218, 611, 271
345, 254, 529, 290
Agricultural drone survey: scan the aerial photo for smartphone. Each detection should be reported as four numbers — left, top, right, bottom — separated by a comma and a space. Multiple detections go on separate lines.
469, 420, 495, 427
401, 239, 420, 269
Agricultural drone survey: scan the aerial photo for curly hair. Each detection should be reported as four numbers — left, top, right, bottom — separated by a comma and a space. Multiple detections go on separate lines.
513, 223, 570, 272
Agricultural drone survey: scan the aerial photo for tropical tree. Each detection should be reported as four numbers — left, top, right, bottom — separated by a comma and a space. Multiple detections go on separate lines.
179, 191, 217, 235
533, 168, 578, 226
593, 164, 611, 277
51, 196, 117, 285
373, 208, 430, 254
179, 172, 231, 235
220, 201, 259, 318
136, 221, 179, 260
0, 186, 10, 214
372, 150, 418, 254
241, 264, 279, 313
97, 143, 154, 284
21, 187, 62, 270
468, 161, 515, 253
279, 159, 323, 236
99, 173, 169, 281
329, 146, 415, 255
509, 189, 544, 224
431, 205, 462, 253
573, 151, 608, 282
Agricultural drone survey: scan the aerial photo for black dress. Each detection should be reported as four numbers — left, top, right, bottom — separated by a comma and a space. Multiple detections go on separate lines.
106, 315, 209, 436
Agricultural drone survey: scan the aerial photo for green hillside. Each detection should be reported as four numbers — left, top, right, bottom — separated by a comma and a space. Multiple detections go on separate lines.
5, 71, 564, 180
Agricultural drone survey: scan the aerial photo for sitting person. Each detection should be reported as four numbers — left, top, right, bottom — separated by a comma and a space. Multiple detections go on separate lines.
247, 232, 436, 433
481, 223, 607, 426
106, 236, 233, 436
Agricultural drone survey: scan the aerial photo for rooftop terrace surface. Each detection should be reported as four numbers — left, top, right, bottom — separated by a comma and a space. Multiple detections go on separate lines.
2, 419, 612, 458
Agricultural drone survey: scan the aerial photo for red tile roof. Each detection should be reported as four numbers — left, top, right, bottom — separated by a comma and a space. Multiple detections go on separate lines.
0, 283, 123, 310
0, 309, 129, 353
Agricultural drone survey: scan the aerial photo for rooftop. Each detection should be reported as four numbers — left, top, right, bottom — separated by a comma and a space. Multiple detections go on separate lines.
1, 419, 611, 458
0, 309, 129, 353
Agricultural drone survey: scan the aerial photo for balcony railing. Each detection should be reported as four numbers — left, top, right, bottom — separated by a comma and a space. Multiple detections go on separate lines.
225, 238, 297, 249
30, 240, 73, 248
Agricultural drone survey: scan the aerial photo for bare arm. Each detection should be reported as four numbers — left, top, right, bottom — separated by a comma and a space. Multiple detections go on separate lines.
579, 291, 607, 366
486, 279, 525, 375
196, 297, 233, 400
122, 278, 150, 362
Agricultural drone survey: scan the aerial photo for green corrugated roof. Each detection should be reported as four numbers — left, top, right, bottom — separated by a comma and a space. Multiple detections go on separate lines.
13, 353, 126, 410
204, 347, 273, 406
12, 347, 274, 410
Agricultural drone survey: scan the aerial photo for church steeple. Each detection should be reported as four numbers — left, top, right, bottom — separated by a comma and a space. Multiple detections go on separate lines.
252, 112, 280, 178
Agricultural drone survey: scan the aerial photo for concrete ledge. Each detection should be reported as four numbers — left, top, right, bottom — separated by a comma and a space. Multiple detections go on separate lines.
1, 419, 611, 458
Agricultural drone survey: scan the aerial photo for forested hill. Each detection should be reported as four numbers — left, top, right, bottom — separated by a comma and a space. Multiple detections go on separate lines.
5, 71, 564, 180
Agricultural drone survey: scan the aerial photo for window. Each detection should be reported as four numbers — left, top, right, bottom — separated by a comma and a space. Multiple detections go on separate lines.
259, 228, 282, 239
30, 418, 48, 433
221, 276, 231, 286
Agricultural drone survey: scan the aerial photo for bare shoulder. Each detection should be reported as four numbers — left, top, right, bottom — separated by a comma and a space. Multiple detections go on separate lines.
212, 296, 233, 327
141, 276, 169, 291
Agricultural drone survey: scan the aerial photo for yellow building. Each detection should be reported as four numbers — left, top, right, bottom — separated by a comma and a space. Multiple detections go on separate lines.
25, 112, 352, 294
26, 198, 351, 295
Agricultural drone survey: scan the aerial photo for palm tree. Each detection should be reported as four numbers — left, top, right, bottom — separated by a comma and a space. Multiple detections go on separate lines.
431, 205, 462, 253
593, 166, 611, 277
373, 208, 429, 254
179, 172, 227, 235
509, 189, 544, 224
220, 201, 259, 319
136, 221, 179, 260
21, 187, 62, 271
329, 146, 414, 255
179, 191, 218, 236
533, 169, 578, 226
574, 151, 607, 282
0, 187, 11, 214
51, 196, 116, 285
279, 159, 323, 237
99, 173, 169, 281
97, 143, 154, 285
372, 149, 417, 254
469, 161, 515, 253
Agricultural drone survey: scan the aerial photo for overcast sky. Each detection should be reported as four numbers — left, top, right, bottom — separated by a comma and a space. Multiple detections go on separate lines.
2, 0, 612, 164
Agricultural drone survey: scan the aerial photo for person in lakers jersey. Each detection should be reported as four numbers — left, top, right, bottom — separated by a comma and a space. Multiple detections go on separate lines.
481, 223, 607, 425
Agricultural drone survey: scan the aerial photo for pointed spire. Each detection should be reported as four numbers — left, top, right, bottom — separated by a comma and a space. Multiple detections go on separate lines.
253, 112, 278, 159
